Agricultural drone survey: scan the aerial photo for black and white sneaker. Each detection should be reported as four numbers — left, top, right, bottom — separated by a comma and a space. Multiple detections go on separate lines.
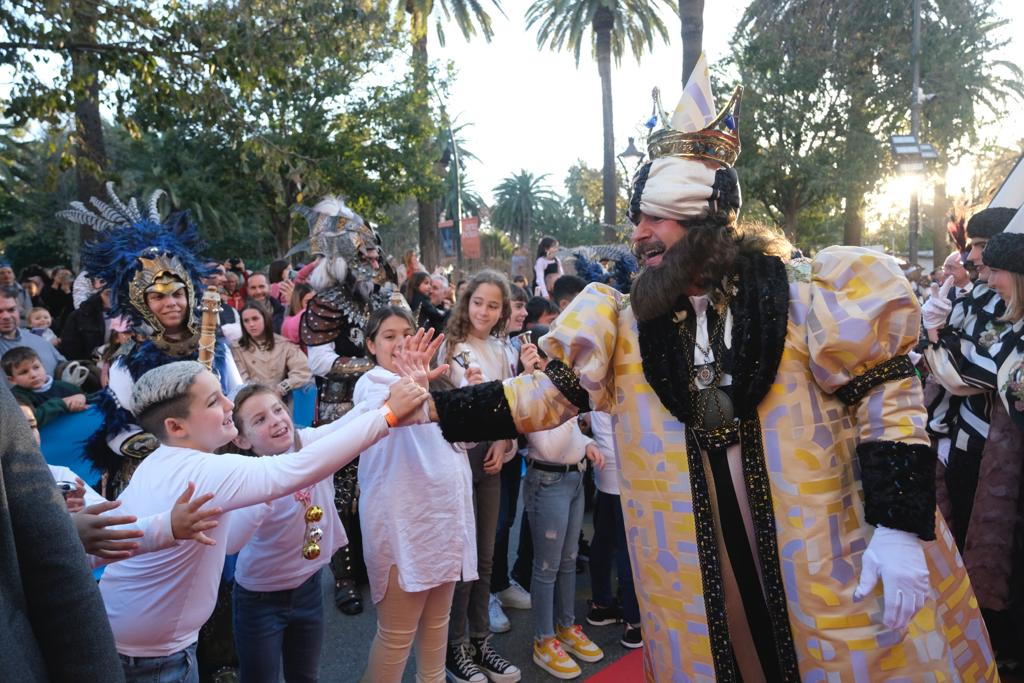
586, 599, 622, 626
446, 641, 487, 683
469, 635, 522, 682
621, 624, 643, 649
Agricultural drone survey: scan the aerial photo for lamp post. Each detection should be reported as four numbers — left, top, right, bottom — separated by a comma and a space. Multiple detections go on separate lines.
447, 125, 463, 271
889, 135, 938, 266
617, 137, 644, 178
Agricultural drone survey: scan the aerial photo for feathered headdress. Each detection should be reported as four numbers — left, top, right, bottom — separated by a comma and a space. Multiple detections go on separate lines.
59, 183, 211, 338
571, 245, 639, 294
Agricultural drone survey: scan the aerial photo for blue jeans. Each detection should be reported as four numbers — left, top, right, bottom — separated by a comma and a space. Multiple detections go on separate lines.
523, 465, 585, 640
120, 642, 198, 683
589, 491, 640, 624
232, 568, 325, 683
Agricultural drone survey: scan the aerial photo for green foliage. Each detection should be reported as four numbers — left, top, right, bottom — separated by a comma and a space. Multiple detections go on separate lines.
490, 170, 561, 248
731, 0, 1022, 250
1, 0, 449, 263
525, 0, 676, 66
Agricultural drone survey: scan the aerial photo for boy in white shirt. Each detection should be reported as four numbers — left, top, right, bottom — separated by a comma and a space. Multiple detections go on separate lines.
98, 360, 427, 682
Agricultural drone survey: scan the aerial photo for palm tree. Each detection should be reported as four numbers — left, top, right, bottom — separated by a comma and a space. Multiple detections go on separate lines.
438, 121, 484, 223
491, 170, 561, 248
679, 0, 704, 83
526, 0, 676, 242
394, 0, 503, 269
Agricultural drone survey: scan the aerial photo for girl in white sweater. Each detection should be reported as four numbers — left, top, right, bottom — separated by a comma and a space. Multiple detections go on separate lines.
356, 306, 476, 683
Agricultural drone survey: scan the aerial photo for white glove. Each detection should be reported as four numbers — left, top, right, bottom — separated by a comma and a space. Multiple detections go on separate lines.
853, 526, 930, 632
60, 360, 90, 387
921, 276, 954, 330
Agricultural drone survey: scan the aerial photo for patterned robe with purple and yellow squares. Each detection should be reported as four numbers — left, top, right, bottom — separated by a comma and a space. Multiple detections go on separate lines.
502, 247, 996, 682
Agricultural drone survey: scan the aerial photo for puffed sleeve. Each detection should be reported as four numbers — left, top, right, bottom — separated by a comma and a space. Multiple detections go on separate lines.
432, 283, 620, 443
807, 246, 935, 539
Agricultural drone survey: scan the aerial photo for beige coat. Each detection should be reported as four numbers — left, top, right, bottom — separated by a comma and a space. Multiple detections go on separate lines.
231, 334, 312, 393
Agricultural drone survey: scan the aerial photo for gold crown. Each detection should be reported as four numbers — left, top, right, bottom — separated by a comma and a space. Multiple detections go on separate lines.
647, 86, 743, 168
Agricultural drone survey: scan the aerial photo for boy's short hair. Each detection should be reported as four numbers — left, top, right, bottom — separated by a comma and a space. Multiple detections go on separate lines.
28, 306, 50, 318
2, 346, 41, 376
551, 275, 587, 306
509, 284, 529, 304
133, 361, 206, 440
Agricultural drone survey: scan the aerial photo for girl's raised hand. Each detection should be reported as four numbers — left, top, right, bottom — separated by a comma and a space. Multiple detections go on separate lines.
585, 443, 605, 471
394, 327, 449, 389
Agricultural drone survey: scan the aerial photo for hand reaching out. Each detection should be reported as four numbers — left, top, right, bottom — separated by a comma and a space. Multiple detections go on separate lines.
171, 481, 223, 546
393, 327, 449, 389
464, 366, 484, 385
922, 276, 954, 330
73, 500, 143, 560
385, 377, 429, 422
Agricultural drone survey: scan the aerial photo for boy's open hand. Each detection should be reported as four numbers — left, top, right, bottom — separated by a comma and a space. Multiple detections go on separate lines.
171, 481, 222, 546
394, 327, 449, 389
73, 500, 143, 560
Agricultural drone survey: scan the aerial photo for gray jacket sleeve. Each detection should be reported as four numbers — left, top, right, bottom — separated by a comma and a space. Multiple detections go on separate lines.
0, 384, 125, 681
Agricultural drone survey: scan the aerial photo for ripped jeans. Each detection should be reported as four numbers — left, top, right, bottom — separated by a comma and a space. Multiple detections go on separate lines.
522, 465, 585, 641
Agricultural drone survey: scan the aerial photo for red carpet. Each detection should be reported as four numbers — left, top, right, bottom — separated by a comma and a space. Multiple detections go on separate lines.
585, 649, 644, 682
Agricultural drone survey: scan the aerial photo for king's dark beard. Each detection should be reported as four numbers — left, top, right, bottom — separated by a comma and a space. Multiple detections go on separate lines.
631, 238, 694, 322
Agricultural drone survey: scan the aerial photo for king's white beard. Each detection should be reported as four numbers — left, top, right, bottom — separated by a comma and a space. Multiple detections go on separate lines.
308, 257, 348, 291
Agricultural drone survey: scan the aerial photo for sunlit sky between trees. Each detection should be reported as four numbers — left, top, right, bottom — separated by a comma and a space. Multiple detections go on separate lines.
432, 0, 1023, 246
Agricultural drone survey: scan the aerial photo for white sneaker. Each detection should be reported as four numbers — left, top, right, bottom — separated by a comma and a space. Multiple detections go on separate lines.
496, 581, 532, 610
489, 593, 511, 633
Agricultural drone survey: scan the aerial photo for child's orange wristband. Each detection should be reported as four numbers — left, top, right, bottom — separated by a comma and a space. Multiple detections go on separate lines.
383, 403, 399, 428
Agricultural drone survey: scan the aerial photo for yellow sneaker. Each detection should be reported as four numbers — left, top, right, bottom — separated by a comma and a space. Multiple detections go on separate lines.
533, 637, 580, 680
556, 624, 605, 663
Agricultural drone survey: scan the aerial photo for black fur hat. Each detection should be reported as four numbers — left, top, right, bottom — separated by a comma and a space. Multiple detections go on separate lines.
983, 231, 1024, 275
967, 207, 1017, 239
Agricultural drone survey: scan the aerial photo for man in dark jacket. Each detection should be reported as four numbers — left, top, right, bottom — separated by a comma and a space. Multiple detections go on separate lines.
59, 289, 109, 362
0, 383, 125, 681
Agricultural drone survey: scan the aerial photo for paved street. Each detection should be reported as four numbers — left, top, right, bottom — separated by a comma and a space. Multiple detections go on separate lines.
319, 507, 637, 682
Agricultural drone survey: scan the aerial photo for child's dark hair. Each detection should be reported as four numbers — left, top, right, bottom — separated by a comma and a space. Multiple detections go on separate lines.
510, 284, 529, 304
551, 275, 587, 306
525, 296, 559, 326
2, 346, 41, 376
536, 236, 558, 260
365, 306, 416, 364
137, 394, 193, 441
239, 303, 275, 351
288, 283, 314, 315
404, 271, 431, 302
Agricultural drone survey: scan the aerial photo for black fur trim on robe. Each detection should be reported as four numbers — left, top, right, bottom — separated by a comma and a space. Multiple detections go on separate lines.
857, 440, 937, 541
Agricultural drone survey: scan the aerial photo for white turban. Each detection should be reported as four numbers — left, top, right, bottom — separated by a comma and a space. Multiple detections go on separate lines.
637, 157, 719, 221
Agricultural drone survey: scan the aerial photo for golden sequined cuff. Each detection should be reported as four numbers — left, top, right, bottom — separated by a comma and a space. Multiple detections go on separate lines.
543, 360, 590, 413
835, 355, 916, 406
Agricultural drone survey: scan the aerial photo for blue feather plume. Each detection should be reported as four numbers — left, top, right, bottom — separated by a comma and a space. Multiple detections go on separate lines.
83, 210, 212, 326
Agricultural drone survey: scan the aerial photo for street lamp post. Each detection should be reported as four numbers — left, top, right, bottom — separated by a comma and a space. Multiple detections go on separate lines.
889, 134, 938, 265
448, 126, 463, 271
615, 138, 645, 237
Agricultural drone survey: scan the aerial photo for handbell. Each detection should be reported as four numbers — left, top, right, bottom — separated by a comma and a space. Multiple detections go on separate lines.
305, 505, 324, 523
